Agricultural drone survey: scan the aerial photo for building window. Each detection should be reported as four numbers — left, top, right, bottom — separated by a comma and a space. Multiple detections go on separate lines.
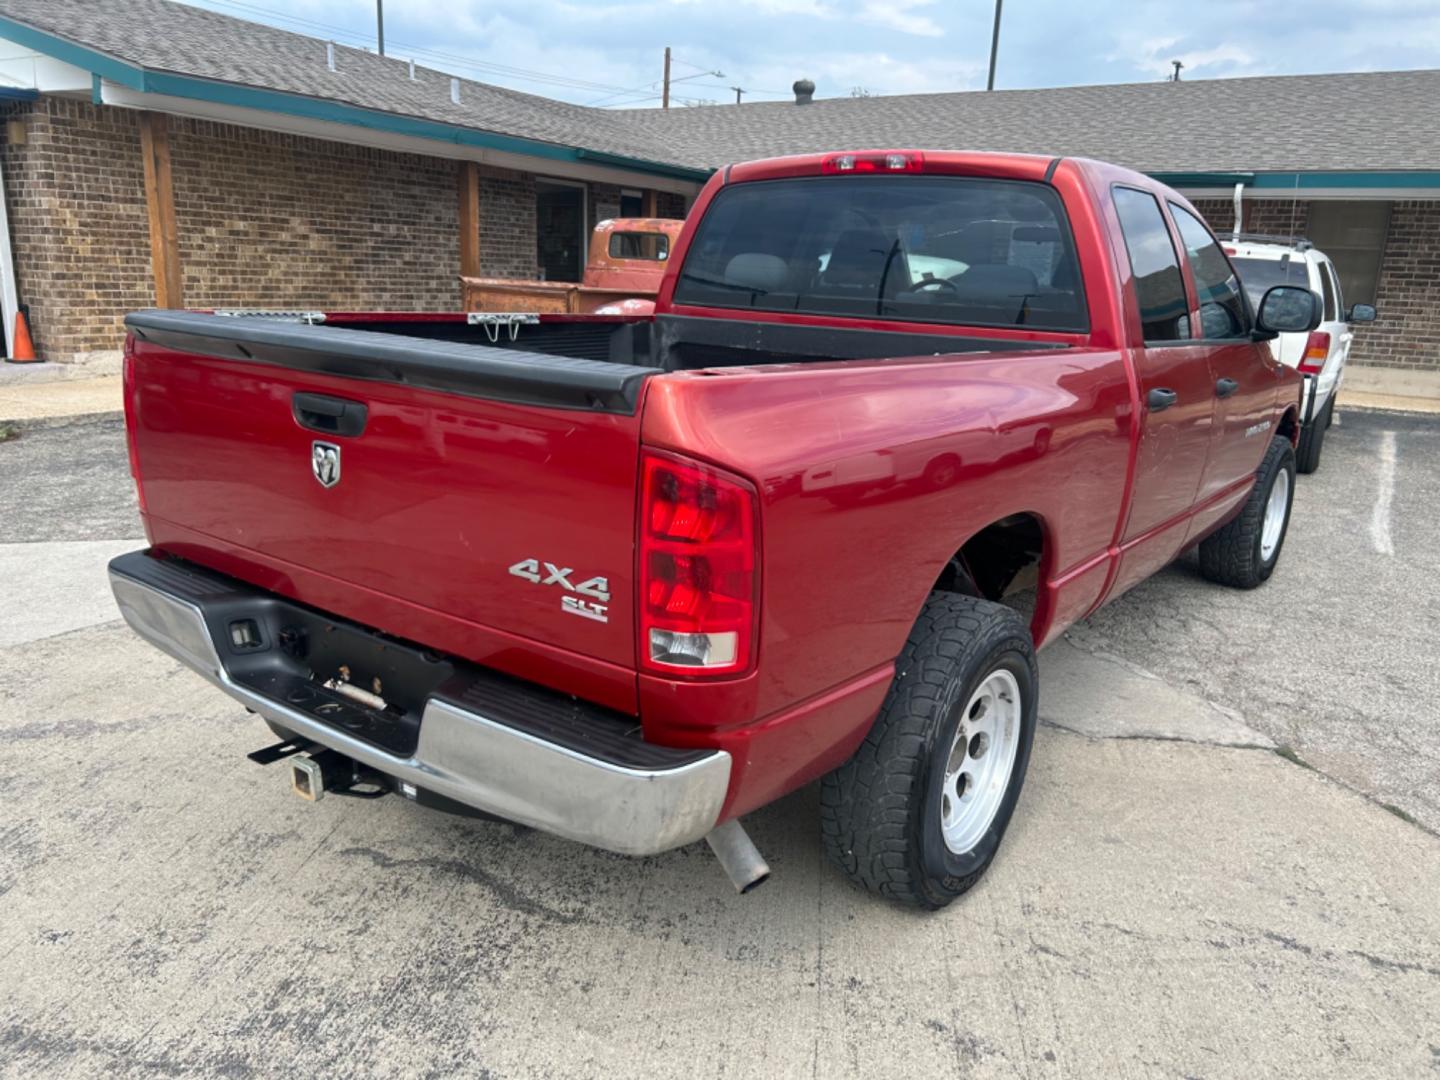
620, 188, 645, 218
1305, 202, 1391, 308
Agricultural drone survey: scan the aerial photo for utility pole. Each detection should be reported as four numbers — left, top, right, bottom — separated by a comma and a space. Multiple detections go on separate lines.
1170, 60, 1184, 81
376, 0, 384, 55
986, 0, 1002, 91
731, 86, 744, 104
662, 47, 671, 110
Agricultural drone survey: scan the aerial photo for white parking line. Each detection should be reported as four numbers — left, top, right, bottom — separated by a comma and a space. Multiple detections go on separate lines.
1369, 430, 1397, 556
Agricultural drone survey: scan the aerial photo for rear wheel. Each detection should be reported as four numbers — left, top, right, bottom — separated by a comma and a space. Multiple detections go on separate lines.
820, 593, 1037, 909
1199, 435, 1295, 588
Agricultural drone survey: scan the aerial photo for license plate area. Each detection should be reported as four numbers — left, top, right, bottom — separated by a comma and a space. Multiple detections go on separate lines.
199, 594, 455, 757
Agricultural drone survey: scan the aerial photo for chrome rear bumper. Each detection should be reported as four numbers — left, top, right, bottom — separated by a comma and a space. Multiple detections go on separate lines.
109, 551, 731, 856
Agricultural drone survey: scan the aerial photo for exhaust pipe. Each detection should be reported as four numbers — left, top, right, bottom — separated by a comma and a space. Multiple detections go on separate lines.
705, 819, 770, 893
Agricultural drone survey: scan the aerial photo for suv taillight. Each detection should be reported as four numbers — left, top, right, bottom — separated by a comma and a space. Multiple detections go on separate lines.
1299, 331, 1331, 375
639, 450, 759, 677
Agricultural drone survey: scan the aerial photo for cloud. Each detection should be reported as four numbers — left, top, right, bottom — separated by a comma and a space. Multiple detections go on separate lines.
859, 0, 944, 38
179, 0, 1440, 108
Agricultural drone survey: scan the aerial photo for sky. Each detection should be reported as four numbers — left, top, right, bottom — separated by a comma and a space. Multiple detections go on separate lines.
179, 0, 1440, 107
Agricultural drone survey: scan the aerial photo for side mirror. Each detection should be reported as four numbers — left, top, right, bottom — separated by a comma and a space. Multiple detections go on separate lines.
1255, 285, 1322, 338
1347, 303, 1377, 324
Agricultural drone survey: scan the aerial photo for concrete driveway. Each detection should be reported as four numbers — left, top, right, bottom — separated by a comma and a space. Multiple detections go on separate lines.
2, 412, 1437, 1078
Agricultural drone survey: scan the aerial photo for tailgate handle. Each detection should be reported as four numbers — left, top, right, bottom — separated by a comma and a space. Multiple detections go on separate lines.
293, 393, 367, 437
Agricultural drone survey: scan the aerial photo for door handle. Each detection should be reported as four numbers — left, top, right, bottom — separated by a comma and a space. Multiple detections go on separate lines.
1215, 378, 1240, 399
293, 392, 368, 437
1147, 387, 1178, 412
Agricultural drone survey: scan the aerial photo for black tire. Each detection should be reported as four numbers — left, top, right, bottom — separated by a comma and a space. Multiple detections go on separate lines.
1198, 434, 1296, 588
1295, 397, 1330, 474
820, 592, 1038, 909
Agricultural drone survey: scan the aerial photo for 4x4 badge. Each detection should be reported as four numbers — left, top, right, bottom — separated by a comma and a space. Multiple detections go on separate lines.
312, 441, 341, 488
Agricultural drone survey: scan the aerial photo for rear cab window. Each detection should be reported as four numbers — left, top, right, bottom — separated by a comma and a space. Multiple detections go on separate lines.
608, 232, 669, 261
671, 175, 1087, 332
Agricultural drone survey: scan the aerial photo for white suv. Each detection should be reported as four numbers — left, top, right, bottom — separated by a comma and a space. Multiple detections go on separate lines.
1225, 235, 1376, 474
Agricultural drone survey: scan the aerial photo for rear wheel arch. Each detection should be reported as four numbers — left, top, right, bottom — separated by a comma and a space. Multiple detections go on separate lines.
930, 511, 1050, 637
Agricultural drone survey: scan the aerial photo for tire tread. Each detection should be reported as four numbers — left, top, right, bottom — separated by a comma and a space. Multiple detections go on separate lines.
1199, 434, 1294, 588
820, 592, 1034, 909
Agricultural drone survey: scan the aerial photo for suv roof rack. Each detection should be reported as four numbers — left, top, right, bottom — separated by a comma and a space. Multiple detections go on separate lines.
1226, 231, 1313, 252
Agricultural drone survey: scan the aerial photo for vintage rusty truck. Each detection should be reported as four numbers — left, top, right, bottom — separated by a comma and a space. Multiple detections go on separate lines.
460, 217, 683, 315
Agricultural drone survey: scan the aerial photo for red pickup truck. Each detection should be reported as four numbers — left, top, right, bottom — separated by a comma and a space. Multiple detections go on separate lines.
110, 150, 1316, 908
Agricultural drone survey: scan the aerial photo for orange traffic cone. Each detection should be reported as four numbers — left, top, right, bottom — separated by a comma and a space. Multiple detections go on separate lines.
6, 310, 36, 363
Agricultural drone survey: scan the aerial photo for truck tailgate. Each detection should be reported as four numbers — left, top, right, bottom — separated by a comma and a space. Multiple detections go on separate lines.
124, 313, 653, 695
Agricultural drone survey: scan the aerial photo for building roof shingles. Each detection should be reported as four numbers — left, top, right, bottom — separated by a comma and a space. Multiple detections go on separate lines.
4, 0, 1439, 177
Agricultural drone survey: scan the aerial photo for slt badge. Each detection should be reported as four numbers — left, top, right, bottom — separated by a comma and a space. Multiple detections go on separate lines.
509, 558, 610, 623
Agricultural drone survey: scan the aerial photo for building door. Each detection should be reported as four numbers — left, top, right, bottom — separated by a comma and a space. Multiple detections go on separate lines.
536, 180, 586, 282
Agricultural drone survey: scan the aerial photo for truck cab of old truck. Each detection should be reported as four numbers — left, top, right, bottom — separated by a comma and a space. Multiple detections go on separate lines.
111, 151, 1317, 908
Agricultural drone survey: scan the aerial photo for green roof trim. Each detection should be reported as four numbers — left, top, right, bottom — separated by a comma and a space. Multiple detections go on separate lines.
575, 147, 715, 182
1157, 170, 1440, 190
0, 14, 710, 184
1150, 171, 1255, 186
142, 71, 711, 181
0, 14, 144, 89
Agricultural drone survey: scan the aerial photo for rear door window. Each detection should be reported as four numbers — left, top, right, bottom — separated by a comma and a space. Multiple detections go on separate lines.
1169, 204, 1249, 339
672, 175, 1087, 331
1318, 260, 1338, 321
1112, 187, 1190, 343
1325, 262, 1345, 317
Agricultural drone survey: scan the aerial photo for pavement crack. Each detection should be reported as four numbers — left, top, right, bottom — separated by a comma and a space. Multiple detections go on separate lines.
1038, 717, 1272, 752
337, 845, 581, 924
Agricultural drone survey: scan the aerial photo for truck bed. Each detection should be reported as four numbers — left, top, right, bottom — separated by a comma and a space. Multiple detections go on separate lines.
122, 308, 1070, 715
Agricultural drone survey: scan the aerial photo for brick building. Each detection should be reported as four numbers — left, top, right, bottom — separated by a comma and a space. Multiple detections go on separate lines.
0, 0, 705, 363
2, 0, 1439, 396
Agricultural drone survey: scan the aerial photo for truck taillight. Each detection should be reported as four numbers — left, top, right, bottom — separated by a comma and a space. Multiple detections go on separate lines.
1299, 331, 1331, 375
639, 450, 758, 677
121, 340, 147, 513
821, 151, 924, 175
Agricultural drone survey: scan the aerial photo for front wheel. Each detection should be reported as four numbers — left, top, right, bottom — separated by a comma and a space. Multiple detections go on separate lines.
1199, 434, 1296, 588
820, 593, 1037, 909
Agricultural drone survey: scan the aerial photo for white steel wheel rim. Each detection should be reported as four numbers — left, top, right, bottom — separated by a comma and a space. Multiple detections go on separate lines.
1260, 468, 1290, 562
940, 669, 1022, 855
